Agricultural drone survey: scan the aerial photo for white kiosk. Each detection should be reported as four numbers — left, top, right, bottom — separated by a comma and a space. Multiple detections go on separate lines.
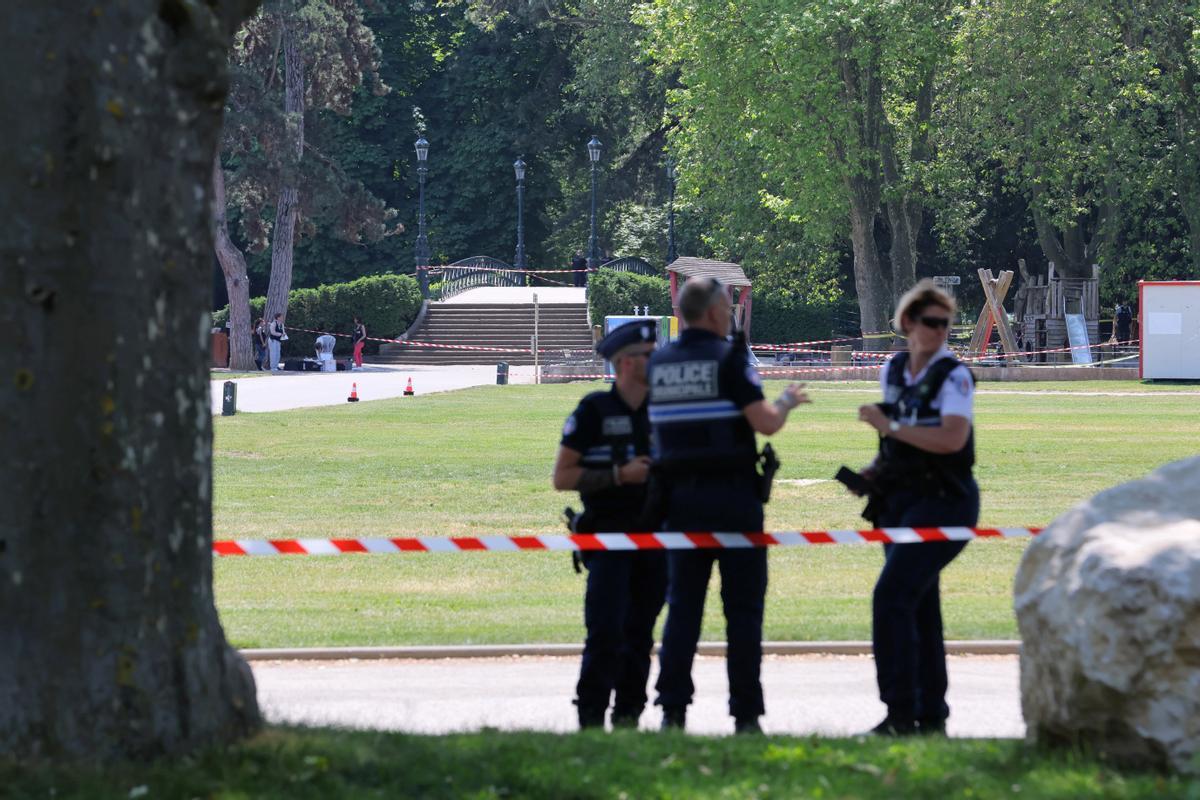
1139, 280, 1200, 379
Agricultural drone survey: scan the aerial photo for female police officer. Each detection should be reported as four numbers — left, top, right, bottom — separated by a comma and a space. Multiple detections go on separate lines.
854, 279, 978, 737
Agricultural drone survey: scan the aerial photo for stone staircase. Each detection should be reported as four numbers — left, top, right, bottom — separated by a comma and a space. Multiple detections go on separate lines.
373, 302, 594, 366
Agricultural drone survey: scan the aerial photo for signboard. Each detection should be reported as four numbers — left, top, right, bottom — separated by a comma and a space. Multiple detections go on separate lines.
1140, 281, 1200, 379
602, 315, 678, 379
932, 275, 962, 285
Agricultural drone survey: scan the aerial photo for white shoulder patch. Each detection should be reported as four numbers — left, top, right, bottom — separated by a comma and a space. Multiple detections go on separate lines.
562, 415, 577, 437
950, 368, 972, 396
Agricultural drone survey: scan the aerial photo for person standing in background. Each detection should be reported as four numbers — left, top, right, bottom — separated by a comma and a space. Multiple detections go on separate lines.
267, 312, 285, 372
253, 317, 268, 371
352, 316, 367, 370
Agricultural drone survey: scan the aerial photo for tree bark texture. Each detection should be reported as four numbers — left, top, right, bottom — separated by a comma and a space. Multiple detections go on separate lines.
1030, 194, 1102, 281
846, 179, 893, 346
0, 0, 262, 758
264, 18, 305, 323
878, 66, 934, 299
212, 154, 257, 371
836, 33, 893, 346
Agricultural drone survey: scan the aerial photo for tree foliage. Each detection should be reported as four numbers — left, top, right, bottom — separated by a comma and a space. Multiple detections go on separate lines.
215, 0, 1200, 325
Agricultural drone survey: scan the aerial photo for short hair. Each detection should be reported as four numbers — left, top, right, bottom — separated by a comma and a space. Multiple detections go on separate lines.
678, 277, 726, 323
894, 279, 956, 329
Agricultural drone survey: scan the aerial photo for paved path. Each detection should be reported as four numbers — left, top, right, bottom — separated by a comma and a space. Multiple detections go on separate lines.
210, 364, 538, 414
251, 654, 1023, 738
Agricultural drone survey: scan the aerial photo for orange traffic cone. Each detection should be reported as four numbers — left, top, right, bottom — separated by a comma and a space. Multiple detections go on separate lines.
347, 382, 360, 402
403, 376, 415, 396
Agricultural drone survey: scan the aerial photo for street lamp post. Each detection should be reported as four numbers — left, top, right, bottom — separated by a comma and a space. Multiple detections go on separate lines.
666, 157, 678, 264
414, 136, 431, 298
513, 156, 527, 280
586, 136, 602, 272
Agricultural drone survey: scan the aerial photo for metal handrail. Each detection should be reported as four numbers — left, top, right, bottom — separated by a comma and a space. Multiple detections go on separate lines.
432, 256, 525, 301
597, 256, 659, 277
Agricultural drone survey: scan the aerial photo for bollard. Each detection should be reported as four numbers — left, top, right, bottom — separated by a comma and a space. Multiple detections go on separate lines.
221, 381, 237, 416
496, 361, 509, 385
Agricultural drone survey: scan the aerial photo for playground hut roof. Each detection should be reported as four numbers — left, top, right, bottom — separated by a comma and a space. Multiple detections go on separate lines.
667, 257, 750, 288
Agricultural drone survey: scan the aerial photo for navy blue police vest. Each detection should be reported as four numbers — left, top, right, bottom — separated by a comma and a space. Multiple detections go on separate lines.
647, 329, 758, 472
879, 352, 975, 484
575, 388, 651, 527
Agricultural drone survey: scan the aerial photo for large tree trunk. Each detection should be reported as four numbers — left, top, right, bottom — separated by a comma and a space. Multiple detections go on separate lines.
836, 33, 892, 347
1031, 200, 1096, 280
264, 17, 305, 323
846, 179, 893, 347
879, 65, 934, 299
0, 0, 261, 758
212, 154, 257, 371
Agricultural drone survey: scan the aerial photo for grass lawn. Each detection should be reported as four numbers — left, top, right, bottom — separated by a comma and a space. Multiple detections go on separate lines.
212, 370, 270, 380
5, 728, 1195, 799
213, 380, 1199, 648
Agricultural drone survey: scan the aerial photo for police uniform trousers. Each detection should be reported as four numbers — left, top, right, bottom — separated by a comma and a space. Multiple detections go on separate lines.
872, 479, 980, 724
577, 549, 668, 719
655, 472, 767, 720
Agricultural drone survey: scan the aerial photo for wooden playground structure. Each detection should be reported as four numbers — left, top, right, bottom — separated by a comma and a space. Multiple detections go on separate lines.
966, 261, 1103, 364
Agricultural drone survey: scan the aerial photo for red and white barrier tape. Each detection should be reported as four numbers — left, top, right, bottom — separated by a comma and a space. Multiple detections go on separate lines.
290, 327, 592, 355
213, 527, 1040, 556
420, 265, 594, 275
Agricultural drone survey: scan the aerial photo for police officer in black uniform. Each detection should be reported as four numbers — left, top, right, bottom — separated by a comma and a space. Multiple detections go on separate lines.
553, 320, 667, 730
853, 279, 979, 736
647, 277, 809, 734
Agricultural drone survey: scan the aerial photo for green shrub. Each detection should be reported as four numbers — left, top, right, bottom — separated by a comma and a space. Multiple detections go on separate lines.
749, 290, 859, 344
586, 271, 855, 344
587, 270, 672, 325
213, 274, 422, 357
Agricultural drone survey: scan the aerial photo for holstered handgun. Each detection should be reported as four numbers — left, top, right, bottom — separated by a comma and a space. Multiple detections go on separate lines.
757, 443, 780, 504
563, 506, 583, 574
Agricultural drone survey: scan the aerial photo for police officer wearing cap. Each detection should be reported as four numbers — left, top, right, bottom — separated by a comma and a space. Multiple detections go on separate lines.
852, 279, 979, 737
647, 276, 809, 734
553, 320, 667, 730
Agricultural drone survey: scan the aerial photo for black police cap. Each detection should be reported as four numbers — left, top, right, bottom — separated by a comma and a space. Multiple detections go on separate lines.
596, 319, 656, 359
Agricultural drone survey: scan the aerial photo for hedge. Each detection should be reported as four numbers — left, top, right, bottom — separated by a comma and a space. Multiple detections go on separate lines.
587, 270, 855, 344
213, 274, 422, 357
587, 271, 672, 325
749, 290, 860, 344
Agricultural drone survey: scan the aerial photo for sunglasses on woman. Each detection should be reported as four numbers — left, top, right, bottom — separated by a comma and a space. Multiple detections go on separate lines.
917, 315, 951, 330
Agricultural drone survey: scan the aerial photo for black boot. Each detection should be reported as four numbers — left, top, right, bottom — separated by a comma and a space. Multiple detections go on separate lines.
916, 716, 947, 736
866, 716, 916, 737
734, 717, 763, 735
660, 706, 687, 731
611, 706, 642, 730
577, 705, 606, 730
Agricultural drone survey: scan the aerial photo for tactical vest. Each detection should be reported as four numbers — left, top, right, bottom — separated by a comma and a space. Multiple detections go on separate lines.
878, 352, 975, 488
576, 388, 651, 528
647, 329, 758, 473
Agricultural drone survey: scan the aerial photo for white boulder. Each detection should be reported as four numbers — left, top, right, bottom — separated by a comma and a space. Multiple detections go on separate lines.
1014, 455, 1200, 773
